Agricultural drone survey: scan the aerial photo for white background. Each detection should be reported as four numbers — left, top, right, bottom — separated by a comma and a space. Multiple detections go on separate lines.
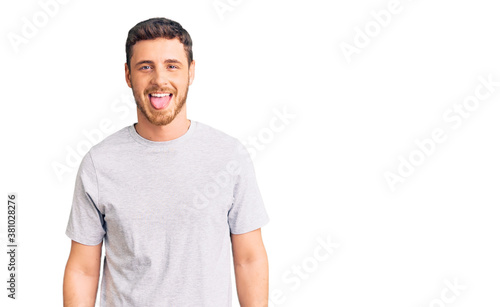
1, 0, 499, 306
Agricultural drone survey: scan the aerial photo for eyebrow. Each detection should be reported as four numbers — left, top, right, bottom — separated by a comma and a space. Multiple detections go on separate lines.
135, 59, 183, 68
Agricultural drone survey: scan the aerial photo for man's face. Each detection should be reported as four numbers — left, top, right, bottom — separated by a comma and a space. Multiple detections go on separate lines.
125, 38, 195, 126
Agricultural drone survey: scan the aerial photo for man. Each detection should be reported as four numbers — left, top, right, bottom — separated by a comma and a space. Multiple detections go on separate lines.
63, 17, 270, 306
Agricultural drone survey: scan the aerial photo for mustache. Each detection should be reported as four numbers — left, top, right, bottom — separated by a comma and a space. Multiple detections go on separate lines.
146, 88, 175, 94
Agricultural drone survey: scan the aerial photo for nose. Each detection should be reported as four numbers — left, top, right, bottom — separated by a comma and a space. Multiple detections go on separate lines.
151, 68, 170, 87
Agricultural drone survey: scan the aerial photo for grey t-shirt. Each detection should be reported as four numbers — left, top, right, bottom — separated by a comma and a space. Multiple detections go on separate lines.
65, 119, 270, 306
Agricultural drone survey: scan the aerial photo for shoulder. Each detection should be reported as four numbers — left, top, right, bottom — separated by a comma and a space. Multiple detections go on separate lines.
193, 120, 252, 166
85, 125, 131, 160
194, 120, 245, 151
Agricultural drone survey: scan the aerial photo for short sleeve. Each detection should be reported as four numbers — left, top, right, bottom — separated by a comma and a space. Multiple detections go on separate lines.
65, 150, 106, 245
228, 141, 270, 234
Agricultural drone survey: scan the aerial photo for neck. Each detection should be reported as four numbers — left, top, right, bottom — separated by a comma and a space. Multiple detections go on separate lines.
135, 112, 191, 142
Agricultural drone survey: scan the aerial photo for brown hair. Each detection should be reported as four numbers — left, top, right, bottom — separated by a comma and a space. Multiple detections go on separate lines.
126, 17, 193, 69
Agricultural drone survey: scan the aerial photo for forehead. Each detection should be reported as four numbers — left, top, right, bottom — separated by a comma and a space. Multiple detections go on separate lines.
131, 38, 187, 63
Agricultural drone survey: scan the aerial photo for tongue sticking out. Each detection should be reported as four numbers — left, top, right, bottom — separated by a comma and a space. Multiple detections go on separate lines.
149, 94, 172, 110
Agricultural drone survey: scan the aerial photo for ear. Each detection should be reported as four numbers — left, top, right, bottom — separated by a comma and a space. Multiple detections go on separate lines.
188, 60, 195, 86
125, 63, 132, 88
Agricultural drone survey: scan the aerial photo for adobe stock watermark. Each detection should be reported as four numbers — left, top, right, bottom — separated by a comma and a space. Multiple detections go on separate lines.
423, 278, 466, 307
192, 105, 296, 210
384, 73, 499, 192
213, 0, 244, 21
269, 234, 340, 307
241, 106, 296, 161
340, 0, 417, 64
51, 93, 135, 183
7, 0, 72, 53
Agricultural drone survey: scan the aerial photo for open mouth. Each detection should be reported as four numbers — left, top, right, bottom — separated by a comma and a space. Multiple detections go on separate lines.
148, 92, 173, 110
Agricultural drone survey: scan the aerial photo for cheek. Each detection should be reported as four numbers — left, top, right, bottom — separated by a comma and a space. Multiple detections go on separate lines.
173, 79, 189, 90
131, 78, 149, 92
172, 74, 189, 86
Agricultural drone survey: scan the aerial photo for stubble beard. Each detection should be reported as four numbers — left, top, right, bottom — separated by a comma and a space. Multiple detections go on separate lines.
132, 81, 189, 126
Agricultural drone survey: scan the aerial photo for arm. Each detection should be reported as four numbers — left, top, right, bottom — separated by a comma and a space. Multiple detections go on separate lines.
63, 240, 103, 307
231, 228, 269, 307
